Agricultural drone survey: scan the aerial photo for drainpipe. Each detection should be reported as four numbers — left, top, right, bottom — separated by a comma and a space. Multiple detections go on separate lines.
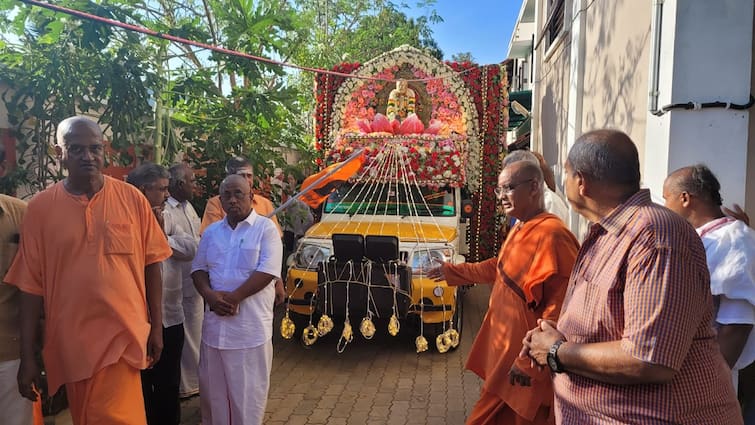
648, 0, 664, 114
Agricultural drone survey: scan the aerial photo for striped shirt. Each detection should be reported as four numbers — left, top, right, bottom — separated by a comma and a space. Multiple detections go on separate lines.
554, 189, 742, 425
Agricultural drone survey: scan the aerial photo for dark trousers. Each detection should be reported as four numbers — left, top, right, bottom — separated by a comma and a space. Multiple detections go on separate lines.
141, 323, 184, 425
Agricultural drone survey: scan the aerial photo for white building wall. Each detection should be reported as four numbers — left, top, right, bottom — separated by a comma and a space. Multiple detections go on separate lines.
644, 0, 754, 207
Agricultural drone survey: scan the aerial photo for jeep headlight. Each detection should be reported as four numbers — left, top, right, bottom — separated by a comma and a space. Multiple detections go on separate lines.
410, 248, 453, 274
295, 243, 330, 269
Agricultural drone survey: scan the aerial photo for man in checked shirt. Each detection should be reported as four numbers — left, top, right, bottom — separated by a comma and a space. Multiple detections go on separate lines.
522, 129, 743, 424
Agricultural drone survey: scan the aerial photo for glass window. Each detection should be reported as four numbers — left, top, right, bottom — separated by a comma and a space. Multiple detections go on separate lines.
324, 183, 456, 217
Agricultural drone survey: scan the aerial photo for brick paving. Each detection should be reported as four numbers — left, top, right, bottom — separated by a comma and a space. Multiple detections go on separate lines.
49, 285, 490, 425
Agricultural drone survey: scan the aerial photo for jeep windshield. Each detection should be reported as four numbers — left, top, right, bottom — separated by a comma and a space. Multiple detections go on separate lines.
323, 183, 456, 217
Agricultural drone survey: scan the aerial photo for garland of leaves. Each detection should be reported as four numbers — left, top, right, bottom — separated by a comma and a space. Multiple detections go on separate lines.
314, 53, 507, 261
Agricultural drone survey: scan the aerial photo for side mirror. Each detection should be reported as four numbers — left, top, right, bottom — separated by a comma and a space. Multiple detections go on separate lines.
460, 199, 475, 219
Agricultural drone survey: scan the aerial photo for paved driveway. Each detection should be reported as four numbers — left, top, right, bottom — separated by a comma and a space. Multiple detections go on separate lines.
51, 285, 490, 425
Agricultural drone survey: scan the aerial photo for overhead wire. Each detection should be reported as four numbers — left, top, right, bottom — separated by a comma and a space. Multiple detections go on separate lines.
19, 0, 492, 84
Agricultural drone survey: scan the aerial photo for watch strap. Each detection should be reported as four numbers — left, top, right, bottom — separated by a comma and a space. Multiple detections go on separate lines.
547, 339, 566, 373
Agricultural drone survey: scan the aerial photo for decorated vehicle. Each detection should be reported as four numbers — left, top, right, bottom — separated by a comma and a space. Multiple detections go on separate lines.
282, 45, 510, 353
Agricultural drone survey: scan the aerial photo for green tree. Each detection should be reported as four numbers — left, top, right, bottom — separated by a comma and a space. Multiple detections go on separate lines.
285, 0, 444, 159
0, 0, 158, 195
0, 0, 445, 208
451, 51, 475, 63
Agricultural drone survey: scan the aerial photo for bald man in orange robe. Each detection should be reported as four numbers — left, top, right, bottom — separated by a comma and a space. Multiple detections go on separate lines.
5, 117, 171, 425
429, 155, 578, 425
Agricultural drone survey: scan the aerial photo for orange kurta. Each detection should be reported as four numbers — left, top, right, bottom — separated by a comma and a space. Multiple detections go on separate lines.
4, 177, 172, 395
443, 213, 578, 424
200, 194, 281, 236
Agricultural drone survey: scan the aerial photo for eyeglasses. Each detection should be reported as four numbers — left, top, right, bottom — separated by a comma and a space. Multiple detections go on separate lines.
494, 178, 534, 199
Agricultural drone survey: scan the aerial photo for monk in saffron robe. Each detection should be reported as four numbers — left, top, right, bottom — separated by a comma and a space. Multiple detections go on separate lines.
429, 153, 578, 425
5, 117, 172, 425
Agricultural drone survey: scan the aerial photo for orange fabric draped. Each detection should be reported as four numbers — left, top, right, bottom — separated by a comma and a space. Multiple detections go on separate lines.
442, 213, 578, 424
467, 389, 552, 425
298, 153, 365, 209
66, 359, 147, 425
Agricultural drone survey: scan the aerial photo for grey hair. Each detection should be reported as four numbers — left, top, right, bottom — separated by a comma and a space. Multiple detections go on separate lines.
168, 163, 190, 191
567, 129, 640, 189
126, 162, 170, 188
502, 150, 540, 169
670, 164, 723, 206
55, 116, 102, 146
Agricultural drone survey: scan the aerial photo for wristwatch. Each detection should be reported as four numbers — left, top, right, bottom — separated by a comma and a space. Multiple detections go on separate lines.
547, 339, 566, 373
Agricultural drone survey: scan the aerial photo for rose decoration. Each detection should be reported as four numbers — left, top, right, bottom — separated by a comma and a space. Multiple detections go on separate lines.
313, 45, 509, 261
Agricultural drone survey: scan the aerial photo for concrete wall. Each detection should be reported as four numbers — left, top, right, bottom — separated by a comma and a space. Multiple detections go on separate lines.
581, 0, 651, 167
644, 0, 754, 209
533, 0, 653, 238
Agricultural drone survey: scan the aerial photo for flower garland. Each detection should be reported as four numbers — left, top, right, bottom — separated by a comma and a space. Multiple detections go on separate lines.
313, 47, 508, 261
328, 134, 466, 187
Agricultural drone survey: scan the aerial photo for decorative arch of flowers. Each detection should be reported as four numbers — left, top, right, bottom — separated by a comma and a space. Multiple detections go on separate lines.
313, 45, 510, 261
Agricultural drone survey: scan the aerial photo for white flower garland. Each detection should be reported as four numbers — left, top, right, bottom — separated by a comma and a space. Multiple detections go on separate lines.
328, 45, 483, 192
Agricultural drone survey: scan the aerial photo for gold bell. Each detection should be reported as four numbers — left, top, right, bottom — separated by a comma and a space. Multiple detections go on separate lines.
280, 313, 296, 339
302, 324, 319, 346
360, 317, 376, 339
446, 329, 460, 348
317, 314, 334, 336
388, 314, 400, 336
415, 335, 429, 353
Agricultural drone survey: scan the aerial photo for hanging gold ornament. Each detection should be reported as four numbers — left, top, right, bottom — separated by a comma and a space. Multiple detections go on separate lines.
446, 329, 460, 348
280, 313, 295, 339
436, 332, 451, 353
336, 318, 354, 353
342, 319, 353, 342
415, 335, 429, 353
302, 324, 319, 346
317, 314, 334, 336
360, 316, 376, 339
388, 314, 400, 336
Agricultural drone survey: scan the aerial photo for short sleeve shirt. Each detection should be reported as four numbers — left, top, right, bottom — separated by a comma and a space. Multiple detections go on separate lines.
554, 190, 742, 425
697, 218, 755, 374
4, 177, 172, 393
192, 209, 282, 349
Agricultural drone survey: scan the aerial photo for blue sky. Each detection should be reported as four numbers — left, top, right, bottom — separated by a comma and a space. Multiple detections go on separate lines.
408, 0, 521, 65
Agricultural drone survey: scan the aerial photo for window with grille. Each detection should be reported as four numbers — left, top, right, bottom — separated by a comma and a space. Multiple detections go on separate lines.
546, 0, 565, 49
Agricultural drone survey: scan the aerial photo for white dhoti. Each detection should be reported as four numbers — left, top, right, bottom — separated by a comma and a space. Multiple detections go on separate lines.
0, 359, 32, 425
180, 288, 204, 397
198, 340, 273, 425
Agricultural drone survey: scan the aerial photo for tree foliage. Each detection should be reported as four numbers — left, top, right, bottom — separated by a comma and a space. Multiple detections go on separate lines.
0, 0, 444, 208
0, 0, 158, 195
451, 51, 475, 63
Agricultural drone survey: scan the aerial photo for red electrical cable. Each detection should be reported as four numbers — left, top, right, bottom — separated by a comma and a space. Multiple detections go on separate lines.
18, 0, 487, 83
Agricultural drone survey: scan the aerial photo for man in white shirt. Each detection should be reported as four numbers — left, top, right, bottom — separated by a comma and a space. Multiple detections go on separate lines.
663, 165, 755, 397
191, 174, 283, 425
164, 163, 202, 399
127, 163, 198, 425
